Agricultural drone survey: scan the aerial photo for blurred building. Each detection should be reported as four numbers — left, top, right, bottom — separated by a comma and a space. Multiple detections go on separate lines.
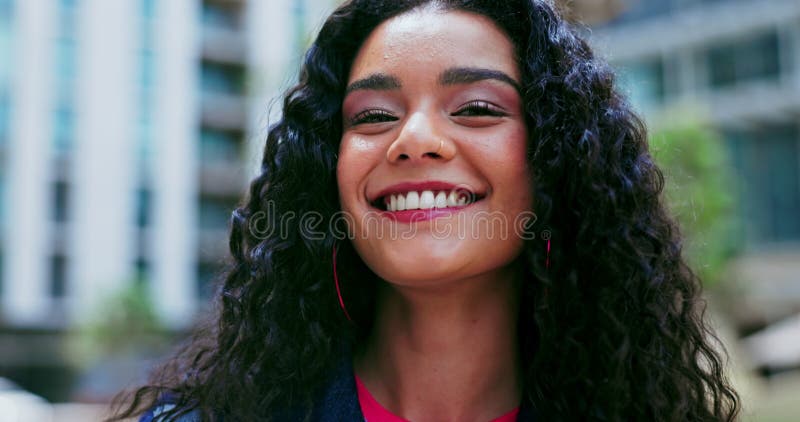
0, 0, 336, 401
589, 0, 800, 370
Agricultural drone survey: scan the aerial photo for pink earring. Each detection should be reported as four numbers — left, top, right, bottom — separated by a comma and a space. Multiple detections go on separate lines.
332, 245, 353, 322
546, 237, 551, 269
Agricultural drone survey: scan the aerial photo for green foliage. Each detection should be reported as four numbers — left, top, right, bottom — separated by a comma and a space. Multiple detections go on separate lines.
649, 112, 741, 286
67, 280, 170, 368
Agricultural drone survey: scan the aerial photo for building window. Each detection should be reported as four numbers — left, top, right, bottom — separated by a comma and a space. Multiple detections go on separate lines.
53, 108, 74, 154
52, 181, 70, 223
197, 262, 221, 300
616, 57, 665, 109
0, 99, 8, 145
50, 255, 68, 297
0, 0, 14, 19
141, 0, 156, 20
607, 0, 673, 26
57, 9, 77, 40
202, 1, 240, 30
727, 124, 800, 244
136, 187, 151, 228
55, 47, 76, 108
0, 177, 5, 228
140, 50, 156, 89
198, 196, 234, 230
200, 128, 241, 164
0, 13, 11, 93
137, 116, 154, 163
707, 30, 781, 89
0, 250, 4, 297
59, 0, 77, 9
292, 0, 307, 53
135, 257, 149, 282
200, 61, 244, 95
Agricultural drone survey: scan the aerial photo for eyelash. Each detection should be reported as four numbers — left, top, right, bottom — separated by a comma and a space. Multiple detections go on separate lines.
453, 100, 506, 117
348, 100, 506, 126
349, 109, 397, 126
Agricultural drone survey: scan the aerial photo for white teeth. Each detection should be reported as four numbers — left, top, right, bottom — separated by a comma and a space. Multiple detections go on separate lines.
383, 189, 478, 211
447, 191, 459, 207
419, 190, 435, 209
435, 191, 447, 208
405, 191, 420, 209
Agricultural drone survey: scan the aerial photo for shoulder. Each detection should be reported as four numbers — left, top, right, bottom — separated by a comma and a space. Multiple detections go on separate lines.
138, 348, 360, 421
139, 403, 201, 422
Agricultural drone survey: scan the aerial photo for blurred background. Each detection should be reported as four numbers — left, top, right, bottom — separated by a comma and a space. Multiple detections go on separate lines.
0, 0, 797, 420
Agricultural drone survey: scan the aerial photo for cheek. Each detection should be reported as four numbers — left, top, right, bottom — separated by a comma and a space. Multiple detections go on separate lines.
471, 125, 531, 190
337, 135, 382, 209
488, 127, 533, 214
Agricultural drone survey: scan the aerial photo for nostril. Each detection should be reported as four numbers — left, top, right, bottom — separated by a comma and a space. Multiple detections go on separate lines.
424, 152, 441, 159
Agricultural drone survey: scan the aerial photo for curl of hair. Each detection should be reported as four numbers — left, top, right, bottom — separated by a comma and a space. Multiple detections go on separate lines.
110, 1, 740, 420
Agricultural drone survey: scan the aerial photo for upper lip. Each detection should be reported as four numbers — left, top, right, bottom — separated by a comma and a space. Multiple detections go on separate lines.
369, 181, 485, 203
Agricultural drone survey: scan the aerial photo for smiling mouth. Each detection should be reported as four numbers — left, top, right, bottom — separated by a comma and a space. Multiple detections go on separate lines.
371, 189, 485, 212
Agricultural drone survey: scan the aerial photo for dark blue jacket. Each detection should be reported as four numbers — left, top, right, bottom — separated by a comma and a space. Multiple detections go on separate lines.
141, 355, 537, 421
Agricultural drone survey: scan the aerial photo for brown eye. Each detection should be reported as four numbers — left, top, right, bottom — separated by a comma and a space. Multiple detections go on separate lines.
452, 101, 506, 117
349, 109, 398, 126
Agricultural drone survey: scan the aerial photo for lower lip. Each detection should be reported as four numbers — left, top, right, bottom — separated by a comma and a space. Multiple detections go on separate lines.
378, 202, 478, 223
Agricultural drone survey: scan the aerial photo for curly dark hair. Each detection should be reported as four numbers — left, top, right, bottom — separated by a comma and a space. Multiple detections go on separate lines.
110, 0, 741, 420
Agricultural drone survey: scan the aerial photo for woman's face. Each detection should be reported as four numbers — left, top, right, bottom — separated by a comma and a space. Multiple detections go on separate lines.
337, 8, 533, 287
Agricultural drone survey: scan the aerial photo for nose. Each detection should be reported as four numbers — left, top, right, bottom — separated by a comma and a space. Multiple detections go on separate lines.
386, 111, 455, 164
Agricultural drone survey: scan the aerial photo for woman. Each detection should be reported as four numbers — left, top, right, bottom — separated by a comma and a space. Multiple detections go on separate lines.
112, 0, 740, 420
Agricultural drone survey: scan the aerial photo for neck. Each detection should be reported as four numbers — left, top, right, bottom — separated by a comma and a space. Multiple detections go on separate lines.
354, 267, 522, 422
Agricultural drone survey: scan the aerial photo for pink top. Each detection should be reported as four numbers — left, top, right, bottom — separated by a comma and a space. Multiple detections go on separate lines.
354, 374, 520, 422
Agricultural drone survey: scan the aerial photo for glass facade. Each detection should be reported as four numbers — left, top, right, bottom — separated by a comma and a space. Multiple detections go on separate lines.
53, 2, 78, 156
53, 107, 74, 155
0, 0, 11, 295
200, 61, 244, 95
141, 0, 155, 21
0, 245, 3, 297
202, 1, 240, 30
196, 262, 220, 301
707, 30, 781, 89
609, 0, 672, 25
133, 0, 158, 283
606, 0, 740, 27
200, 128, 241, 164
0, 97, 7, 146
137, 1, 156, 171
0, 0, 11, 144
54, 39, 77, 104
50, 255, 67, 297
616, 56, 665, 110
135, 256, 149, 281
198, 0, 248, 299
0, 176, 5, 229
727, 124, 800, 244
135, 187, 151, 228
601, 2, 797, 251
52, 181, 70, 223
0, 2, 10, 99
198, 197, 234, 230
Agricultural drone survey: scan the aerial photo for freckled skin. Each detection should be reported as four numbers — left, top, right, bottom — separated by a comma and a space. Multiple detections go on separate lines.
337, 9, 533, 288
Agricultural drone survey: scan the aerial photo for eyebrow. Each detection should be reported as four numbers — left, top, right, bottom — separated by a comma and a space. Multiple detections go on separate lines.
345, 73, 402, 95
440, 67, 521, 93
345, 67, 521, 96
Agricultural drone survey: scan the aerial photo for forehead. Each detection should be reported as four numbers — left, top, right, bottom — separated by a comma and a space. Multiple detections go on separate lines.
348, 9, 519, 83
